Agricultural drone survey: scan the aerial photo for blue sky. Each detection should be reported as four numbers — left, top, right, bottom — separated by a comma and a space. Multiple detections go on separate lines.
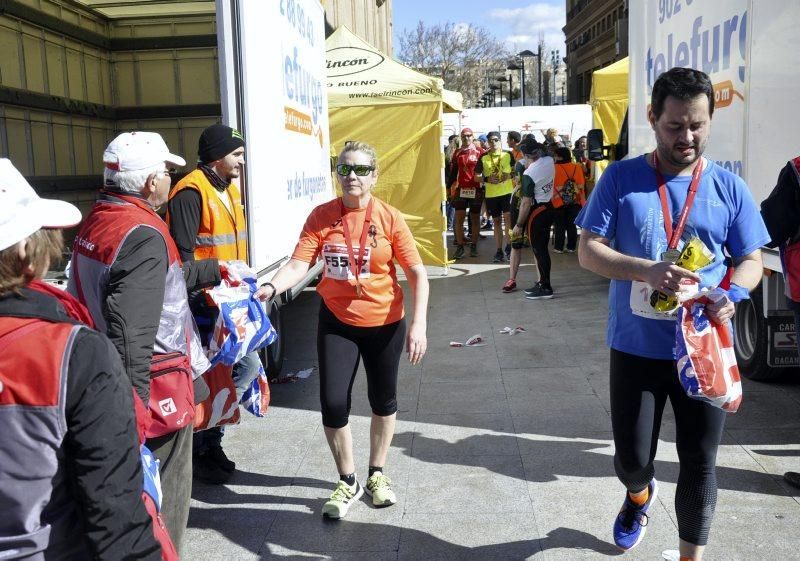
392, 0, 567, 59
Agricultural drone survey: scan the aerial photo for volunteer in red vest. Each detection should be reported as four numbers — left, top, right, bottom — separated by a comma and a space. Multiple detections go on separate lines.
0, 158, 162, 560
255, 141, 429, 519
68, 132, 220, 554
167, 123, 259, 485
447, 127, 484, 259
551, 146, 586, 253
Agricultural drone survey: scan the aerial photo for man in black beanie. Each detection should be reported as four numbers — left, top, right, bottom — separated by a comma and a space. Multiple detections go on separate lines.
167, 123, 257, 484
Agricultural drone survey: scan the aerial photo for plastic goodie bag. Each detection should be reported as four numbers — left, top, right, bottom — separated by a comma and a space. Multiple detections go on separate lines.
207, 261, 277, 366
240, 361, 271, 417
675, 285, 749, 412
194, 261, 278, 431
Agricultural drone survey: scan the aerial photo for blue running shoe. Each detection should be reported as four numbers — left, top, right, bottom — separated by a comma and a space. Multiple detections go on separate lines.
613, 478, 658, 551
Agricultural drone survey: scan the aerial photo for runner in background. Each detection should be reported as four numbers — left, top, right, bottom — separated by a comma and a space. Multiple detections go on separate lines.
475, 131, 516, 263
551, 146, 586, 254
447, 128, 484, 259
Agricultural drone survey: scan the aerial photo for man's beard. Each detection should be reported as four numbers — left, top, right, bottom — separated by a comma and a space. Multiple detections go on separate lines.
655, 133, 706, 170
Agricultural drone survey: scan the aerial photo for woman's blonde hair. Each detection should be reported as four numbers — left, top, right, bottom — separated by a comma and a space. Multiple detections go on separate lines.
340, 141, 378, 170
0, 229, 64, 295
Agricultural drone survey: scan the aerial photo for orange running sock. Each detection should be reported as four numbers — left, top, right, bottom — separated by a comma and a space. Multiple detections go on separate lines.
680, 557, 693, 561
628, 487, 649, 506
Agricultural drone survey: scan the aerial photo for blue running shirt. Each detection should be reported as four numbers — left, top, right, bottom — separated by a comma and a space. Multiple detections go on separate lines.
576, 155, 770, 359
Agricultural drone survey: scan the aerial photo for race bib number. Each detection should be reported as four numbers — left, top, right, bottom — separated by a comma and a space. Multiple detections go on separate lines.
630, 280, 676, 321
629, 280, 700, 321
322, 244, 371, 281
460, 187, 477, 199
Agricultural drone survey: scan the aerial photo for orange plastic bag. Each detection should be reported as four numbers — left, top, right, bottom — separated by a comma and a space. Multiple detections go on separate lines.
193, 363, 240, 431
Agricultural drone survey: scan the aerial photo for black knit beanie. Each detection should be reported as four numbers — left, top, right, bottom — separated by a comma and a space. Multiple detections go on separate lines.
198, 124, 245, 164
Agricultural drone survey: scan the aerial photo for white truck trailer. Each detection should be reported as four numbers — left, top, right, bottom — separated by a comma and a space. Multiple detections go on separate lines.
216, 0, 334, 374
588, 0, 800, 379
0, 0, 334, 376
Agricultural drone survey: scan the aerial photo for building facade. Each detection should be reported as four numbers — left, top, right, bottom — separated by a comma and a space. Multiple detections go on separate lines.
563, 0, 628, 104
322, 0, 393, 55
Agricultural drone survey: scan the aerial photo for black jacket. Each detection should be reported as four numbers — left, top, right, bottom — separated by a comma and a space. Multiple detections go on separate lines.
104, 224, 220, 404
0, 289, 161, 560
761, 159, 800, 248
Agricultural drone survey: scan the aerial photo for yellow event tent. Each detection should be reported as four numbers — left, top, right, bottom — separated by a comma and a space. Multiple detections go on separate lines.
590, 57, 629, 180
326, 26, 462, 267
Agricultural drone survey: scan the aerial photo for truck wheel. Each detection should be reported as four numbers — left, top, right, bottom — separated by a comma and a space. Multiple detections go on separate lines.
263, 300, 285, 378
734, 285, 782, 381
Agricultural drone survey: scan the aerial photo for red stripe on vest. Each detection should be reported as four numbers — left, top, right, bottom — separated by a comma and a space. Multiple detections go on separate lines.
73, 193, 180, 266
0, 318, 71, 406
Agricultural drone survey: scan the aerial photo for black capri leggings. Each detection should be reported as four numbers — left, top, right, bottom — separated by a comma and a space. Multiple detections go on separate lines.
526, 202, 554, 286
610, 348, 727, 546
317, 302, 407, 429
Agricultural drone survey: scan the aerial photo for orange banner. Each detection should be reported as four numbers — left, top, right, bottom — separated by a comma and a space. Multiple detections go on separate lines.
285, 107, 313, 135
713, 81, 745, 109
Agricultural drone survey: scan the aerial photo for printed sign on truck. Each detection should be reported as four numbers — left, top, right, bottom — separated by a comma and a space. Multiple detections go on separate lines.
628, 0, 748, 177
218, 0, 334, 275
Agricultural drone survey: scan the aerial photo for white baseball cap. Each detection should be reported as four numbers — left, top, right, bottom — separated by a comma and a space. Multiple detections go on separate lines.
103, 131, 186, 172
0, 159, 82, 251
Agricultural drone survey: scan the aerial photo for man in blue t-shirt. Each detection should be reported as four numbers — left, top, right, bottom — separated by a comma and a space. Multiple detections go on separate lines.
576, 67, 770, 560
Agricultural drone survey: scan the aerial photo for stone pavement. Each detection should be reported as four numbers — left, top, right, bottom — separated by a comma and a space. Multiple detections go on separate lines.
184, 244, 800, 560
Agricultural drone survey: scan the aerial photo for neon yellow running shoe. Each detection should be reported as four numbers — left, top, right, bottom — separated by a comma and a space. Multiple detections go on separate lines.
321, 480, 363, 519
365, 472, 397, 507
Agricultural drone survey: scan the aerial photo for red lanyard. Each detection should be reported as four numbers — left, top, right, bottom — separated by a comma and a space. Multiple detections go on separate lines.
340, 197, 373, 297
654, 151, 704, 250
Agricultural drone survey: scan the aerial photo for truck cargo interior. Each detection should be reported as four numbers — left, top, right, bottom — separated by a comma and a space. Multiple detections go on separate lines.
0, 0, 221, 248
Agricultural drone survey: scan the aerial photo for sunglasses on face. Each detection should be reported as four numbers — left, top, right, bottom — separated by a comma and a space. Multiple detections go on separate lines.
488, 138, 500, 142
336, 164, 375, 176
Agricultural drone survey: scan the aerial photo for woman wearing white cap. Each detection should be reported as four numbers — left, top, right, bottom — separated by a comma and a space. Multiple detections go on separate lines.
0, 159, 164, 559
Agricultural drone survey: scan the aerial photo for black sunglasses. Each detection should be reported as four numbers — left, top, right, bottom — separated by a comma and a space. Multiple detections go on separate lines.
336, 164, 375, 176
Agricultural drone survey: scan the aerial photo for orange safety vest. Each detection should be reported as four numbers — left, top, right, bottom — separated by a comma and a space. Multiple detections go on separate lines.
168, 168, 248, 261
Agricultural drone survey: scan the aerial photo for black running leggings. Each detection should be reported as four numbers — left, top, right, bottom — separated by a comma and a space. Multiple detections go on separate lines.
317, 302, 407, 429
610, 349, 727, 546
526, 202, 554, 286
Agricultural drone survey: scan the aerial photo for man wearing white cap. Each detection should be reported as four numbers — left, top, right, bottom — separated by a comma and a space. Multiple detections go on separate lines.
0, 159, 162, 559
68, 132, 222, 553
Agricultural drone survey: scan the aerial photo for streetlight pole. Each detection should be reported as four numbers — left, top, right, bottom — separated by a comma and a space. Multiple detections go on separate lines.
537, 44, 543, 105
489, 84, 499, 107
497, 75, 511, 107
550, 49, 560, 105
515, 49, 541, 106
507, 60, 523, 105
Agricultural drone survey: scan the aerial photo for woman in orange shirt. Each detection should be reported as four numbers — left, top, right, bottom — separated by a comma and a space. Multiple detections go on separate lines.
255, 141, 429, 520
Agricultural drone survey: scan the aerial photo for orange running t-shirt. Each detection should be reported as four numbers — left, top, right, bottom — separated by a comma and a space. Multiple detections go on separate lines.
291, 197, 422, 327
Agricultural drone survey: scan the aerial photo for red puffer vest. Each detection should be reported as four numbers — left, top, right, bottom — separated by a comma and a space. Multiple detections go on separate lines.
68, 191, 197, 438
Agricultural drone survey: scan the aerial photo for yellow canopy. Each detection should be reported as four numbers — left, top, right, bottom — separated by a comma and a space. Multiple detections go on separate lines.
589, 57, 628, 180
327, 26, 462, 267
